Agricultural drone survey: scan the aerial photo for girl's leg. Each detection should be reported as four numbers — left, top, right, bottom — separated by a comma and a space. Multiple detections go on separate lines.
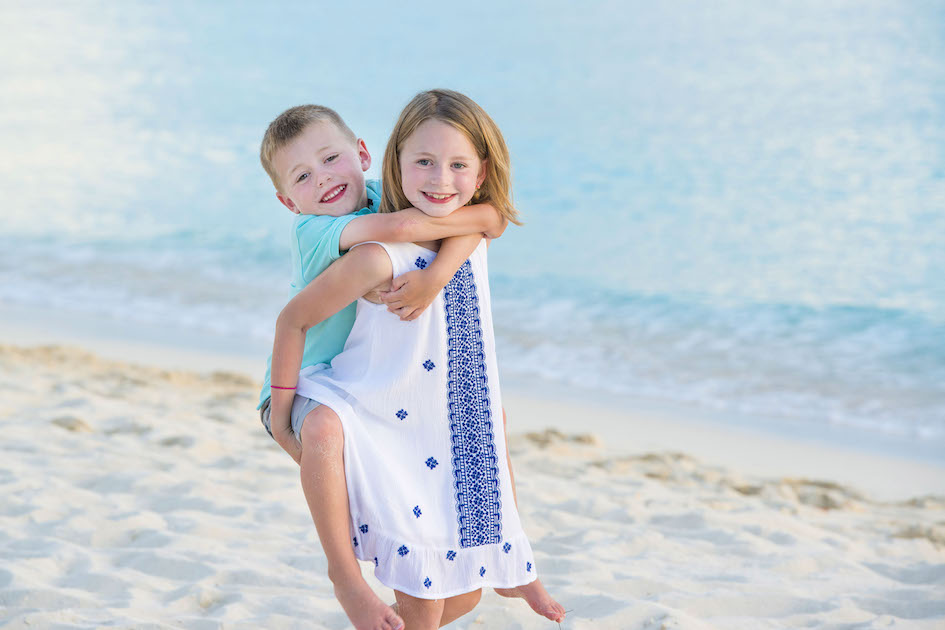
439, 589, 482, 626
502, 407, 517, 506
393, 591, 445, 630
494, 408, 566, 623
298, 406, 404, 630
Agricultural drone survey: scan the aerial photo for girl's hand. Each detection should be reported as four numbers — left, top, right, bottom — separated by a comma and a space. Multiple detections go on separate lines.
378, 270, 439, 321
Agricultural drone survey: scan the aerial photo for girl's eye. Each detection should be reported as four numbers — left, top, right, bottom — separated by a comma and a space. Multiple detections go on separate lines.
417, 159, 431, 166
451, 162, 467, 170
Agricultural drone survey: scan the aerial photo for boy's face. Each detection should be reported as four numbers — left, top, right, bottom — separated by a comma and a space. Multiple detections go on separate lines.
274, 121, 371, 217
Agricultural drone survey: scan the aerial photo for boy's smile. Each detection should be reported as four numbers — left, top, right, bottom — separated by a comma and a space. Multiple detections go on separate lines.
274, 122, 371, 217
320, 183, 348, 203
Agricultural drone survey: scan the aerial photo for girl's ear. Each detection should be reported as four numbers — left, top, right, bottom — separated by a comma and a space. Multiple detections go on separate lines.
476, 159, 489, 189
276, 192, 301, 214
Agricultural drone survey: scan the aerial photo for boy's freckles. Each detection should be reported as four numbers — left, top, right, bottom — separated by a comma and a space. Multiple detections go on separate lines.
272, 122, 370, 217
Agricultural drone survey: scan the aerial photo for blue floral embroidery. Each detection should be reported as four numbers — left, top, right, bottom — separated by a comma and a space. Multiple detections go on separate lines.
479, 566, 486, 577
446, 550, 456, 561
414, 257, 428, 269
527, 561, 532, 572
425, 457, 438, 469
423, 359, 436, 371
443, 260, 502, 548
413, 505, 422, 518
398, 545, 409, 557
503, 542, 511, 554
396, 409, 408, 421
359, 524, 369, 534
424, 577, 432, 589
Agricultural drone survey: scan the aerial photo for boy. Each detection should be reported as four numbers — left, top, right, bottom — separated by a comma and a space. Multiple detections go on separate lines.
258, 105, 505, 630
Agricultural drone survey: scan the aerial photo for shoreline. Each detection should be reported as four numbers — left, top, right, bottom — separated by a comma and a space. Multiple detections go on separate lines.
2, 304, 943, 503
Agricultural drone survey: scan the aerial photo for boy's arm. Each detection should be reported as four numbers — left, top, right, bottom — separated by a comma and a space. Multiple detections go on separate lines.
269, 245, 392, 459
379, 234, 482, 321
338, 204, 506, 252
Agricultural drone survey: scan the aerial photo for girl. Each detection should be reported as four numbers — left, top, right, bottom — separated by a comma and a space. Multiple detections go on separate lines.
270, 89, 565, 629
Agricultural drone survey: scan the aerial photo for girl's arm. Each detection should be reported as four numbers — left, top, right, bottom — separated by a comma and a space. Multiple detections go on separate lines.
269, 244, 393, 459
338, 203, 506, 252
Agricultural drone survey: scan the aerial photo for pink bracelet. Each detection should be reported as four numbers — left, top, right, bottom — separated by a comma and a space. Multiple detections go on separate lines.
271, 385, 296, 391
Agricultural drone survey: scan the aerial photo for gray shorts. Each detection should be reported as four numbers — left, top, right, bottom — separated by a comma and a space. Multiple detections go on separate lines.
259, 395, 322, 443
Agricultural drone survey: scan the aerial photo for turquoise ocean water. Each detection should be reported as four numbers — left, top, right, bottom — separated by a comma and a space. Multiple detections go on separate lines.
1, 1, 943, 453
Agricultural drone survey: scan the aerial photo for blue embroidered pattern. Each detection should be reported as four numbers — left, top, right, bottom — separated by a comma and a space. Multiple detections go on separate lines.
413, 505, 422, 518
503, 542, 512, 554
479, 566, 486, 577
414, 257, 428, 269
396, 409, 408, 421
443, 259, 502, 548
424, 577, 432, 589
359, 524, 369, 534
398, 545, 409, 557
446, 550, 456, 561
527, 561, 532, 572
353, 537, 358, 547
374, 557, 379, 567
423, 359, 436, 371
425, 457, 438, 469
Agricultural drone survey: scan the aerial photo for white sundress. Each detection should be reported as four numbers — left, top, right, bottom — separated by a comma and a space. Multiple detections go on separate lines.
295, 239, 537, 599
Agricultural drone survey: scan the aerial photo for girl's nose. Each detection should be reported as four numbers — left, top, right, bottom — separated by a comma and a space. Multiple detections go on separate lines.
429, 165, 448, 185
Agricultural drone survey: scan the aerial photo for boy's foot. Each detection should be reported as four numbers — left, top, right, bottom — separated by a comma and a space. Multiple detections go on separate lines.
335, 580, 404, 630
495, 578, 566, 622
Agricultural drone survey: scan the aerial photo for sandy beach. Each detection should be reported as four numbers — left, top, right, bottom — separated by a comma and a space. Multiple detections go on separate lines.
1, 340, 943, 629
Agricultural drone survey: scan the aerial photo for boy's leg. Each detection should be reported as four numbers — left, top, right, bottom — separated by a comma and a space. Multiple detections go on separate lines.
393, 591, 445, 630
494, 408, 566, 623
298, 406, 403, 630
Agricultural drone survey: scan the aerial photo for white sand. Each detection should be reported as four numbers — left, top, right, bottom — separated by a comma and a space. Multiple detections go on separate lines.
1, 343, 944, 629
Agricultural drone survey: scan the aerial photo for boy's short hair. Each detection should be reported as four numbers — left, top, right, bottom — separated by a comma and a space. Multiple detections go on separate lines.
260, 104, 358, 192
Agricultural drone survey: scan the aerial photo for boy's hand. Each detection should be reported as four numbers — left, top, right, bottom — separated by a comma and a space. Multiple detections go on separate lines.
274, 425, 302, 465
378, 270, 440, 321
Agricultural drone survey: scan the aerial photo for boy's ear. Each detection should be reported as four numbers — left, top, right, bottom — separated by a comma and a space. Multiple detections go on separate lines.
476, 159, 488, 189
276, 191, 300, 214
357, 138, 371, 172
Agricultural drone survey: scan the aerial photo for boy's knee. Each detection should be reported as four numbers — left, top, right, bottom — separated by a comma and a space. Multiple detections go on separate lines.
299, 406, 342, 449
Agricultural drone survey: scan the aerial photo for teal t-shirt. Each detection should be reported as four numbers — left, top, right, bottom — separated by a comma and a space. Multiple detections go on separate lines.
258, 179, 382, 408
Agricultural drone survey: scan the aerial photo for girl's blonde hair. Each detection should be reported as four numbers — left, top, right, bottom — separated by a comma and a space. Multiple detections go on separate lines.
379, 89, 520, 225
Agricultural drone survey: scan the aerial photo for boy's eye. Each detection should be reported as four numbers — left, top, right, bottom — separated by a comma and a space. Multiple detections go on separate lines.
296, 172, 309, 183
325, 154, 338, 163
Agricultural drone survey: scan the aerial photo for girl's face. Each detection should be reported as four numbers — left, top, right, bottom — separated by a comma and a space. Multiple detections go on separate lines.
399, 119, 486, 217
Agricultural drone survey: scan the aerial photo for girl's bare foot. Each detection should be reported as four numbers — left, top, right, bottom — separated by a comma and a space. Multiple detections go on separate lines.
495, 578, 566, 622
334, 579, 404, 630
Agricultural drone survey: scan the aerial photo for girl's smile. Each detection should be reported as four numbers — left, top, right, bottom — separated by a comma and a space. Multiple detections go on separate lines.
421, 191, 458, 203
